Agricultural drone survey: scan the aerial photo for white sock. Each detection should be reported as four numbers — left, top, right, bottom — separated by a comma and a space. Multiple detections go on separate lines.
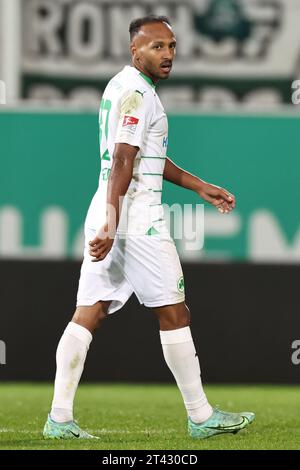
160, 326, 213, 424
50, 322, 92, 423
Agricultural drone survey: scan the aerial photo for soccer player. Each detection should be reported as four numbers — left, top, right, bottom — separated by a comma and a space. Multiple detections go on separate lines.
43, 15, 254, 440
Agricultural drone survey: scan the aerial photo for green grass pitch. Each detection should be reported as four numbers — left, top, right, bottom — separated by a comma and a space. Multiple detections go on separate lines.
0, 383, 299, 450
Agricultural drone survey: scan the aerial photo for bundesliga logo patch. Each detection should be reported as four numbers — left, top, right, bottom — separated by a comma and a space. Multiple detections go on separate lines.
122, 115, 139, 133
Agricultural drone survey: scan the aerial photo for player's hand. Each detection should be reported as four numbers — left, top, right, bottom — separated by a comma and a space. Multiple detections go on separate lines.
197, 183, 235, 214
88, 223, 115, 262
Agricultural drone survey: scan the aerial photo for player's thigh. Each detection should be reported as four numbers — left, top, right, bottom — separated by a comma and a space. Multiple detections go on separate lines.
115, 233, 185, 307
77, 227, 134, 315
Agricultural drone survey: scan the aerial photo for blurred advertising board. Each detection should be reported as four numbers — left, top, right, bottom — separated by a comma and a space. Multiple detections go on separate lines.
19, 0, 300, 107
0, 110, 299, 262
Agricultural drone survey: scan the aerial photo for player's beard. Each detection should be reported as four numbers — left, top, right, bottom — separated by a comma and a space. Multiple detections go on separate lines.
145, 63, 172, 82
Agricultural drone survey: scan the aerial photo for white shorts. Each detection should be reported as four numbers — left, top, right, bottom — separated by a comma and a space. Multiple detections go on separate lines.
76, 227, 185, 314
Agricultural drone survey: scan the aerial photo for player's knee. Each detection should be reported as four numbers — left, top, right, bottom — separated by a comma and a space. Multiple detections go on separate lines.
175, 303, 190, 328
72, 301, 109, 332
90, 301, 111, 329
93, 304, 109, 329
182, 303, 191, 325
155, 302, 191, 330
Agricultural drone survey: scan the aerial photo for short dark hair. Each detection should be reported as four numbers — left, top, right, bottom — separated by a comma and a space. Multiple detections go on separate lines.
129, 15, 171, 41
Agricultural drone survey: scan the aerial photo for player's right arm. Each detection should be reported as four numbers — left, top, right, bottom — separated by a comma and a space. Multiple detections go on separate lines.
88, 143, 138, 262
89, 88, 151, 262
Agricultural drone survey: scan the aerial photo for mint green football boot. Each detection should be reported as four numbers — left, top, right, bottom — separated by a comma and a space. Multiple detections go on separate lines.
188, 408, 255, 439
43, 415, 99, 440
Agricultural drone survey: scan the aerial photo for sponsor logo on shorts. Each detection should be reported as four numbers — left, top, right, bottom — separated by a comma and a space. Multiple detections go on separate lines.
177, 276, 185, 293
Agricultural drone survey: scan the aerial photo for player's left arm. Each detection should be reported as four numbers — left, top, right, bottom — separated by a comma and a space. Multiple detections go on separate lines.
163, 157, 235, 213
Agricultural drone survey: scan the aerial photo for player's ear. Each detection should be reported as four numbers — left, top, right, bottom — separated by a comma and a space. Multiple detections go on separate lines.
130, 41, 140, 61
130, 43, 140, 62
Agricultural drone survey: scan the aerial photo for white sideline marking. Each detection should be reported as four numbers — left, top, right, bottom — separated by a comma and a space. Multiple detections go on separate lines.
0, 428, 177, 435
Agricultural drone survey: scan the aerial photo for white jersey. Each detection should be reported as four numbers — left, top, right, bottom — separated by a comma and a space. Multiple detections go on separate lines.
85, 65, 169, 235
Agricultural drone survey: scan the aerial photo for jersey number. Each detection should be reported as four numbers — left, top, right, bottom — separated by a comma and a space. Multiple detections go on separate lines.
99, 98, 112, 161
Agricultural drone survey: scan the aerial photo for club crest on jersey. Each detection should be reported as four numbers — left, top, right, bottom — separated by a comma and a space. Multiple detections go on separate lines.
122, 115, 139, 133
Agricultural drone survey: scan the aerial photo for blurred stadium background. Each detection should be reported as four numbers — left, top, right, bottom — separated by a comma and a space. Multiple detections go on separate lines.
1, 0, 300, 388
